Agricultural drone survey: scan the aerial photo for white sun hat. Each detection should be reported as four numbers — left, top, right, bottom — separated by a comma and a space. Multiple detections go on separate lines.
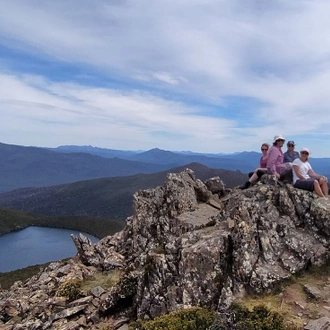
273, 135, 285, 142
300, 147, 310, 154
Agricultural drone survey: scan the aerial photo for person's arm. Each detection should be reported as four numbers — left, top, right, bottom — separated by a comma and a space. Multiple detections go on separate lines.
308, 168, 325, 180
267, 149, 279, 177
293, 165, 305, 180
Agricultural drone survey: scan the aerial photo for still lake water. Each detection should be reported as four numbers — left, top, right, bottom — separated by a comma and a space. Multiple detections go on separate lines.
0, 226, 99, 273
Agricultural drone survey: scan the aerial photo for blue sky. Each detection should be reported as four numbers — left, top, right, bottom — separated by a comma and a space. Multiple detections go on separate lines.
1, 1, 330, 156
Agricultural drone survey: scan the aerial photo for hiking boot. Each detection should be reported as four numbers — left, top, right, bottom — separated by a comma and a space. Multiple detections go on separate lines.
239, 181, 251, 190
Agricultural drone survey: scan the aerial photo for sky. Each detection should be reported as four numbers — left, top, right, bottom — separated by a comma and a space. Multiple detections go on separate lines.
1, 1, 330, 157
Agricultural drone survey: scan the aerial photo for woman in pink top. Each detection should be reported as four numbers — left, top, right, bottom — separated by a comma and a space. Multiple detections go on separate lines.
266, 135, 291, 178
239, 143, 270, 189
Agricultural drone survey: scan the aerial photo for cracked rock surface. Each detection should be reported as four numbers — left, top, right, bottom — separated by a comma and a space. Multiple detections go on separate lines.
1, 169, 330, 329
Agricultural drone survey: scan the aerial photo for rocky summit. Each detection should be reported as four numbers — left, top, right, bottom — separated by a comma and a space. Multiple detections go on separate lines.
1, 169, 330, 329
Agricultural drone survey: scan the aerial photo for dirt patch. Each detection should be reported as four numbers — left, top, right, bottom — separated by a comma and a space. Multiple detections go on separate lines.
237, 265, 330, 329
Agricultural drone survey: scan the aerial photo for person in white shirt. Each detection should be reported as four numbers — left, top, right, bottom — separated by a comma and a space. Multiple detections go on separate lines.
292, 147, 328, 198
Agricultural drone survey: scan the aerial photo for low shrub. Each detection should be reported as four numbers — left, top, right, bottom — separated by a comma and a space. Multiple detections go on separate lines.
55, 280, 82, 301
231, 303, 299, 330
129, 307, 216, 330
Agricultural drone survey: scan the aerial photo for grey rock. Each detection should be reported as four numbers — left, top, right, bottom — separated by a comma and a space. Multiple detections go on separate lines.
68, 296, 93, 307
2, 169, 330, 328
90, 286, 105, 298
304, 285, 323, 300
113, 317, 129, 329
304, 316, 330, 330
50, 304, 88, 321
205, 176, 226, 196
117, 324, 129, 330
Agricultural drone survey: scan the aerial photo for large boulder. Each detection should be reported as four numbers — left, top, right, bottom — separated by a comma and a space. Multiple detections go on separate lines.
1, 168, 330, 328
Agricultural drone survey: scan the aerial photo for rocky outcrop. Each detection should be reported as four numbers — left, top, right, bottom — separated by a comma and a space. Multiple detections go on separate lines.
1, 169, 330, 329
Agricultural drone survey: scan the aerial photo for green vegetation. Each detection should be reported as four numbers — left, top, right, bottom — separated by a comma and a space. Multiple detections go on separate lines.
0, 208, 124, 239
237, 263, 330, 328
129, 307, 216, 330
36, 215, 124, 239
55, 280, 82, 301
0, 208, 38, 234
0, 208, 124, 287
231, 303, 299, 330
128, 304, 299, 330
0, 262, 50, 290
0, 164, 248, 223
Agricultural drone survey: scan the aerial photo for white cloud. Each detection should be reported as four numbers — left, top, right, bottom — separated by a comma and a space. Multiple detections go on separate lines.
1, 1, 330, 155
0, 73, 239, 151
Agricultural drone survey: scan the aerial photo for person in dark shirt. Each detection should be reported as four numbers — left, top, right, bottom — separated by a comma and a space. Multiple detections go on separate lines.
283, 140, 299, 163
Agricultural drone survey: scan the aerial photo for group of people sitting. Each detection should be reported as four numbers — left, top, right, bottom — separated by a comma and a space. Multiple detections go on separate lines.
239, 135, 329, 198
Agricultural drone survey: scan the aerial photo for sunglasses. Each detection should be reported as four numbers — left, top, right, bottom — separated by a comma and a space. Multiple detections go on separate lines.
277, 139, 284, 142
301, 151, 309, 155
288, 145, 294, 147
261, 148, 268, 151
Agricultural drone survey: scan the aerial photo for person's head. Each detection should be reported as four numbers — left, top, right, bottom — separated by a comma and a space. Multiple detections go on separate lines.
273, 135, 285, 147
300, 147, 310, 161
261, 143, 269, 154
287, 140, 295, 151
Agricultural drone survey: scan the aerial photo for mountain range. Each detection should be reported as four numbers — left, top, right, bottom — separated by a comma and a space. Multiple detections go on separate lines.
0, 142, 169, 193
1, 141, 330, 227
0, 163, 248, 221
0, 142, 261, 193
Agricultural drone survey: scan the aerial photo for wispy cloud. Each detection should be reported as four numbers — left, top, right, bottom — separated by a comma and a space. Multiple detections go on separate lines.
1, 0, 330, 155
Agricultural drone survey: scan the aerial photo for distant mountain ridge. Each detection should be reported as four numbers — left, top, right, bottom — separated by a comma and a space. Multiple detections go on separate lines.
0, 163, 248, 221
0, 142, 169, 193
0, 142, 257, 193
51, 145, 330, 178
50, 145, 140, 159
49, 145, 231, 159
2, 142, 330, 194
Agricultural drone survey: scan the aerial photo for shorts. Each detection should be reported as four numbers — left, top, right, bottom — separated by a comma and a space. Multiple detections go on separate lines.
294, 178, 319, 192
248, 170, 267, 179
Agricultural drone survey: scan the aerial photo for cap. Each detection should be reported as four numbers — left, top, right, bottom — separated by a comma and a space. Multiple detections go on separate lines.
273, 135, 285, 142
287, 140, 295, 146
300, 147, 310, 154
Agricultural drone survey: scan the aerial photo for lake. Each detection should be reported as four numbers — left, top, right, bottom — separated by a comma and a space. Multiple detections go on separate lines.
0, 226, 99, 273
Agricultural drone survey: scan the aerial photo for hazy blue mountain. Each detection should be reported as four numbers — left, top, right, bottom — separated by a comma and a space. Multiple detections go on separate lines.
53, 145, 233, 158
125, 148, 257, 172
49, 145, 139, 159
54, 146, 330, 178
0, 142, 169, 193
52, 145, 261, 170
0, 143, 256, 193
2, 142, 330, 194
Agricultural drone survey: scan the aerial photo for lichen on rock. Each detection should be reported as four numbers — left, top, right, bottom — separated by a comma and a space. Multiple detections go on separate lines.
1, 169, 330, 329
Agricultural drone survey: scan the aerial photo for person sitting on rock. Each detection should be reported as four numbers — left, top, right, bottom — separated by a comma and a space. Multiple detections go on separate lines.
267, 135, 291, 179
283, 140, 299, 163
292, 147, 328, 198
239, 143, 269, 189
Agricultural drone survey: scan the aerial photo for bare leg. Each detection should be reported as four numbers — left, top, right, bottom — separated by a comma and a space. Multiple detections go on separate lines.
249, 172, 259, 183
314, 180, 325, 197
319, 178, 328, 196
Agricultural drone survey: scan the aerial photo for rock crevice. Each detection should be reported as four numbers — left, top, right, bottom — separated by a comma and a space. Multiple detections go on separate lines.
1, 169, 330, 329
